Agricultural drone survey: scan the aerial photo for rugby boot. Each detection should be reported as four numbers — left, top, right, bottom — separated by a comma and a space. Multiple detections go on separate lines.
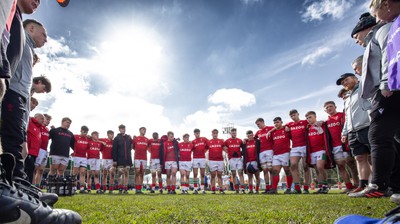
0, 153, 82, 224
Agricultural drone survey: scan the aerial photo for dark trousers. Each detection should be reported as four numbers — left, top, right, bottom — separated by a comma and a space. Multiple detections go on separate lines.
24, 155, 36, 183
0, 89, 28, 180
369, 91, 400, 192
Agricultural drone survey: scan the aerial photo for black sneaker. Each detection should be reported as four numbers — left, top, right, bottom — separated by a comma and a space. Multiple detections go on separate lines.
266, 189, 278, 194
290, 189, 302, 194
135, 190, 143, 194
303, 189, 310, 194
150, 189, 155, 193
79, 189, 88, 194
248, 191, 254, 194
283, 189, 291, 194
313, 186, 329, 194
0, 153, 82, 224
159, 189, 163, 194
4, 163, 58, 207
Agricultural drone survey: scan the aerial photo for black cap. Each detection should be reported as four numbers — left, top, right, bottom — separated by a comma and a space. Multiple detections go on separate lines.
336, 73, 356, 85
56, 0, 70, 7
351, 13, 377, 37
193, 128, 200, 133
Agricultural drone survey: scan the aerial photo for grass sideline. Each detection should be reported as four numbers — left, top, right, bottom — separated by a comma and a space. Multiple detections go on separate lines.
55, 190, 395, 223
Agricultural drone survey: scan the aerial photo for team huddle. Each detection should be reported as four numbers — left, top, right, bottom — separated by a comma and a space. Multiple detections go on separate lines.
29, 100, 363, 195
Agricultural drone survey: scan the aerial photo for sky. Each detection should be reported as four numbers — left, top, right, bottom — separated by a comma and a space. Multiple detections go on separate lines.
27, 0, 369, 140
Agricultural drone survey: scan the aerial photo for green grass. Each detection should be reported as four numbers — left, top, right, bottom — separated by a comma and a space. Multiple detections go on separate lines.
54, 190, 395, 224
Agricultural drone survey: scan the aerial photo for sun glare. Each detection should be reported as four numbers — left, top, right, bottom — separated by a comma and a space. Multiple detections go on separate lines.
95, 24, 167, 96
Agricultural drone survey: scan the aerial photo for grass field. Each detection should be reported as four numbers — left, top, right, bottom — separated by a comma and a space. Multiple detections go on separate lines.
55, 190, 395, 224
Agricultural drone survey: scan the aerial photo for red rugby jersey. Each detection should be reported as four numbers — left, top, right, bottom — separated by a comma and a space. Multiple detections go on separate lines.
307, 125, 325, 153
326, 112, 345, 148
245, 139, 257, 163
271, 128, 291, 155
286, 120, 308, 148
73, 135, 90, 158
100, 138, 113, 160
40, 125, 50, 150
178, 142, 193, 162
224, 138, 242, 159
254, 126, 273, 152
207, 138, 224, 161
192, 137, 208, 159
149, 139, 161, 159
133, 136, 149, 160
87, 140, 103, 159
164, 140, 176, 162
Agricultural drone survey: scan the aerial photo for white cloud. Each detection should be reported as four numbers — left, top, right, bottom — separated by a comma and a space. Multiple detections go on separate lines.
207, 88, 256, 111
301, 46, 332, 65
301, 0, 355, 22
241, 0, 263, 5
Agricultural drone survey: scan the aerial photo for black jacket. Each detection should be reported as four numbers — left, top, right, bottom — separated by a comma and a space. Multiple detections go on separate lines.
112, 133, 133, 167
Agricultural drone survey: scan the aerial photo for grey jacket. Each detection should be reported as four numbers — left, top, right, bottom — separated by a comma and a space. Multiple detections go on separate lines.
361, 22, 392, 99
9, 32, 35, 99
342, 83, 371, 136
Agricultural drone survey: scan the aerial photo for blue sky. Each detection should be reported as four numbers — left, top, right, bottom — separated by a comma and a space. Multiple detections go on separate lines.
28, 0, 368, 139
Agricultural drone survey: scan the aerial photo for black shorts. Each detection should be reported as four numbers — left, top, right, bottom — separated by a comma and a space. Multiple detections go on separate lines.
348, 127, 370, 156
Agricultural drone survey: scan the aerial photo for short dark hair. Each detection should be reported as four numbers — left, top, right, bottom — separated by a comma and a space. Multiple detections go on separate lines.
323, 101, 336, 107
255, 118, 264, 124
289, 109, 298, 115
230, 128, 237, 132
139, 127, 146, 131
337, 88, 348, 99
62, 117, 72, 123
81, 126, 89, 132
167, 131, 174, 136
352, 55, 363, 66
44, 113, 52, 120
23, 19, 44, 28
107, 130, 114, 135
305, 111, 316, 117
30, 96, 38, 105
273, 117, 282, 122
246, 130, 253, 135
212, 129, 218, 133
194, 128, 200, 133
91, 131, 99, 136
33, 75, 51, 93
119, 124, 126, 129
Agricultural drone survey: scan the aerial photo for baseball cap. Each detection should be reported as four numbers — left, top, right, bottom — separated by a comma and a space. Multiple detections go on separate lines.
351, 12, 377, 37
56, 0, 70, 7
336, 73, 356, 85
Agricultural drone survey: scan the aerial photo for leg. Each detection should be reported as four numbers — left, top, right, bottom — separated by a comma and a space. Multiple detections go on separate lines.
217, 171, 223, 192
290, 156, 301, 190
200, 168, 206, 191
271, 165, 281, 191
345, 156, 359, 186
210, 171, 217, 192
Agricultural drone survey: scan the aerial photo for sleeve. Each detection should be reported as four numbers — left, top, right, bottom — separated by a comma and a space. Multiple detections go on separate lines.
70, 132, 75, 150
377, 24, 391, 90
112, 137, 118, 161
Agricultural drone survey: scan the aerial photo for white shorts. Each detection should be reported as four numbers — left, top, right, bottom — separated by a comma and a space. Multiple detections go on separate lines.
73, 156, 87, 168
49, 155, 69, 167
165, 161, 178, 170
229, 158, 243, 171
272, 153, 290, 167
179, 161, 192, 171
34, 149, 48, 167
102, 159, 114, 170
134, 160, 147, 169
192, 158, 206, 169
150, 159, 161, 172
245, 161, 259, 172
310, 150, 326, 165
87, 158, 101, 171
290, 146, 307, 157
259, 150, 273, 164
209, 160, 224, 172
332, 146, 349, 160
